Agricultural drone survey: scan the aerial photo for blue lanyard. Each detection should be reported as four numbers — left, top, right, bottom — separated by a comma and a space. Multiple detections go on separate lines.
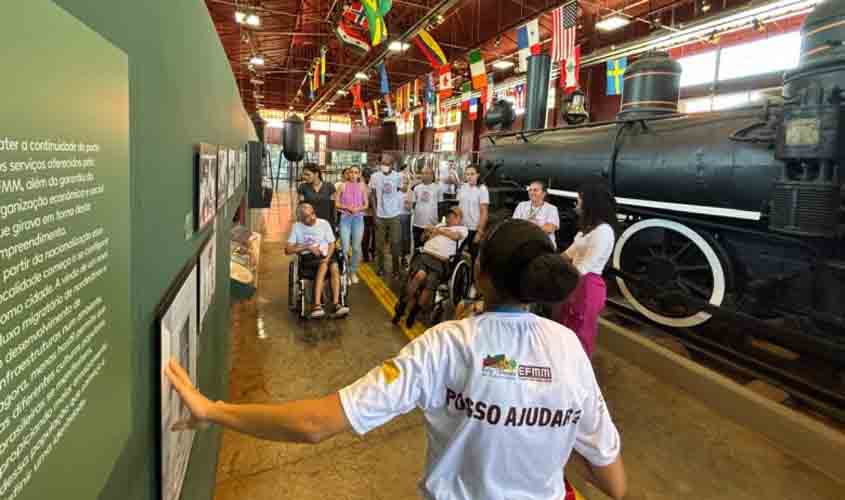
488, 305, 529, 313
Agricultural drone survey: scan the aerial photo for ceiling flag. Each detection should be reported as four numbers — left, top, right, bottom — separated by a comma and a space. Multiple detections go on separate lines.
516, 19, 540, 72
413, 79, 420, 108
468, 49, 488, 89
336, 1, 371, 53
379, 63, 390, 95
562, 45, 581, 92
384, 93, 394, 116
461, 81, 472, 110
552, 1, 578, 64
606, 57, 627, 96
320, 46, 327, 85
438, 64, 453, 99
351, 82, 364, 108
469, 97, 479, 121
415, 28, 448, 69
360, 0, 392, 46
482, 72, 494, 115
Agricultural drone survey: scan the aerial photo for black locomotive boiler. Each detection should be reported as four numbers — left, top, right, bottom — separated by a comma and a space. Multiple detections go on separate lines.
480, 0, 845, 361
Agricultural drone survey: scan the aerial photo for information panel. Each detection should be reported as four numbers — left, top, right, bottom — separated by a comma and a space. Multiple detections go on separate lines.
0, 2, 131, 499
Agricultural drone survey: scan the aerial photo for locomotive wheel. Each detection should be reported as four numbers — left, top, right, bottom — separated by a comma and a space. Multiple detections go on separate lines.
613, 219, 730, 328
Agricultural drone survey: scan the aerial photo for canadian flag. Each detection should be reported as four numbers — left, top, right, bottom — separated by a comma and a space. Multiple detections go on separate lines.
438, 64, 453, 99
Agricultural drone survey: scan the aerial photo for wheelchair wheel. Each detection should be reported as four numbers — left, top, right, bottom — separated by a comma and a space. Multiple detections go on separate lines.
448, 259, 472, 307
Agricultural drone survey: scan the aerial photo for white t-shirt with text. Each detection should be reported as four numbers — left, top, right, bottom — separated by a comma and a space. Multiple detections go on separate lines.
369, 170, 404, 219
412, 183, 443, 228
287, 219, 335, 256
423, 224, 468, 260
339, 312, 621, 500
513, 201, 560, 248
564, 223, 615, 275
457, 184, 490, 231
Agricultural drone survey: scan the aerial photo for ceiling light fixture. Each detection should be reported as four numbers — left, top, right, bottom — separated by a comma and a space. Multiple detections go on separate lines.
236, 10, 261, 27
596, 14, 631, 32
492, 60, 514, 70
701, 0, 712, 13
337, 89, 349, 96
354, 71, 369, 80
388, 40, 410, 52
249, 55, 265, 66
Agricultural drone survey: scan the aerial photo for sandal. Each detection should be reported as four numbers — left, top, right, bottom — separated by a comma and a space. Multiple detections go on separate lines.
309, 305, 326, 319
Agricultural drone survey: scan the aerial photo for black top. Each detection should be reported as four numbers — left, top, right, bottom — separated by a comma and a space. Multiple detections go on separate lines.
298, 182, 336, 226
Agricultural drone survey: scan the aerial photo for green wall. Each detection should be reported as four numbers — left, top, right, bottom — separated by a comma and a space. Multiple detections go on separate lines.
48, 1, 257, 499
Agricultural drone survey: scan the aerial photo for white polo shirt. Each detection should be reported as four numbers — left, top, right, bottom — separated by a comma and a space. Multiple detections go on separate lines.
339, 311, 621, 500
513, 201, 560, 249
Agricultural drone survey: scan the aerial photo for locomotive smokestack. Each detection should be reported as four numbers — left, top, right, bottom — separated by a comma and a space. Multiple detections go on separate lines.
524, 54, 551, 130
617, 51, 682, 120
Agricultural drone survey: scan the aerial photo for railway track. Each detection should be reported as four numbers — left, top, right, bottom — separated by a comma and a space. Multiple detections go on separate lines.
602, 295, 845, 427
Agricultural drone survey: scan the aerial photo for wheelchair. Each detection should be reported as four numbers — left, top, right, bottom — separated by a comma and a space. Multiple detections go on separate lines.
288, 244, 350, 319
402, 243, 473, 326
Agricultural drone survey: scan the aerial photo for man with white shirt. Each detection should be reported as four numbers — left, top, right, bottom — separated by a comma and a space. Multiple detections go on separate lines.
408, 166, 442, 251
285, 203, 349, 319
513, 181, 560, 249
393, 206, 467, 328
369, 153, 406, 279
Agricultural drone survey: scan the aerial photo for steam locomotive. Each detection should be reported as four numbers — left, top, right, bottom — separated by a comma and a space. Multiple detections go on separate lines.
480, 0, 845, 362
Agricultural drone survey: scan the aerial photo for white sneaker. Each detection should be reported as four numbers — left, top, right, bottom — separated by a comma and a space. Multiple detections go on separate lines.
334, 305, 350, 317
350, 274, 359, 284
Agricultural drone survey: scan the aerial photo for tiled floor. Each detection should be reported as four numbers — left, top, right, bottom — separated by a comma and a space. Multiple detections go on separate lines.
214, 193, 843, 500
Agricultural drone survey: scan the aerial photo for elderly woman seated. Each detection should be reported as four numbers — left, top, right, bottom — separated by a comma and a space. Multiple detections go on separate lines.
286, 203, 349, 319
392, 206, 467, 328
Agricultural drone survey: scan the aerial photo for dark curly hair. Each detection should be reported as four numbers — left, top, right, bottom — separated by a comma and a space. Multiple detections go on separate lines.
577, 181, 617, 234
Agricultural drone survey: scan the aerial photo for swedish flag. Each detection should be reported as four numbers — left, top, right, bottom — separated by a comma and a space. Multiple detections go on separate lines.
606, 57, 627, 96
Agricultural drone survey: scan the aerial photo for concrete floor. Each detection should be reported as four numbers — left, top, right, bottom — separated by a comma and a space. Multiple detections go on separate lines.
213, 196, 843, 500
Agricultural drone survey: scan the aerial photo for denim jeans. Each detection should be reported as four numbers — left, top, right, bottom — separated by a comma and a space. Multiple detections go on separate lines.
340, 214, 365, 274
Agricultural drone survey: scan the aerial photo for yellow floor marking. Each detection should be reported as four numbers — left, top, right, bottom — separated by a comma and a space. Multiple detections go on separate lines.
358, 264, 426, 340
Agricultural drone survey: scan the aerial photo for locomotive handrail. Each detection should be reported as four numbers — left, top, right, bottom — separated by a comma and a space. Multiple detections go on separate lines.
482, 112, 689, 142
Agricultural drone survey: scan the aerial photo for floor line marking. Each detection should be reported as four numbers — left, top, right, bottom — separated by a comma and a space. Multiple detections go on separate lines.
358, 264, 425, 340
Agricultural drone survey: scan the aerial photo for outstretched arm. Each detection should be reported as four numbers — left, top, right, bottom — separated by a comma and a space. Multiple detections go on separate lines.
164, 359, 351, 444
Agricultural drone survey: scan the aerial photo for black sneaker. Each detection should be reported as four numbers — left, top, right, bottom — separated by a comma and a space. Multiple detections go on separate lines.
405, 306, 420, 328
392, 301, 406, 324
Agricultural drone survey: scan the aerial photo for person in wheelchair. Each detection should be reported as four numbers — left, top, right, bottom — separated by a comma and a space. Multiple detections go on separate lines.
286, 203, 350, 319
393, 206, 467, 328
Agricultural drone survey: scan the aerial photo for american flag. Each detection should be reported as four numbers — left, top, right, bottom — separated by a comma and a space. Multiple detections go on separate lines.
552, 1, 578, 63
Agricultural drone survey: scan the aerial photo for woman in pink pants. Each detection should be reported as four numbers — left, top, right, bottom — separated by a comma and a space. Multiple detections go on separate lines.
558, 182, 617, 358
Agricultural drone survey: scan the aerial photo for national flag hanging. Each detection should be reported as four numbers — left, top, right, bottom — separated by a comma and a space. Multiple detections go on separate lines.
351, 82, 364, 108
425, 73, 435, 127
320, 46, 327, 85
379, 63, 390, 95
360, 0, 392, 46
562, 45, 581, 91
384, 94, 394, 116
336, 1, 371, 52
313, 59, 321, 91
438, 64, 453, 99
552, 1, 578, 63
468, 97, 479, 121
413, 79, 421, 108
606, 57, 627, 96
482, 72, 494, 115
516, 19, 540, 72
468, 49, 488, 89
415, 28, 448, 69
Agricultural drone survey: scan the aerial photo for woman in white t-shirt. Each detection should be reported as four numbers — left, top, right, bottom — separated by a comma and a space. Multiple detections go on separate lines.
456, 164, 489, 261
558, 182, 618, 358
513, 180, 560, 249
162, 219, 626, 500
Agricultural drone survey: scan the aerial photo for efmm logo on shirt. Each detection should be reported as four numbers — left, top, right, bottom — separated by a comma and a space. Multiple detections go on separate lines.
482, 354, 552, 382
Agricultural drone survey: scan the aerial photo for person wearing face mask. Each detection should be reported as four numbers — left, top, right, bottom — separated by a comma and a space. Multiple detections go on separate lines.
558, 182, 617, 358
162, 218, 626, 500
456, 164, 489, 262
513, 181, 560, 249
369, 153, 406, 279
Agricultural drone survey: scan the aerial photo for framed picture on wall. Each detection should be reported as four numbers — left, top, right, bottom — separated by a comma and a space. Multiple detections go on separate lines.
217, 146, 229, 209
241, 145, 248, 187
199, 232, 215, 326
227, 148, 237, 199
196, 143, 217, 230
158, 262, 199, 500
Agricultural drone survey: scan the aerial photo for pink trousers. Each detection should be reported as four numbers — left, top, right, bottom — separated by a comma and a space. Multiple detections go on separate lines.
556, 273, 607, 358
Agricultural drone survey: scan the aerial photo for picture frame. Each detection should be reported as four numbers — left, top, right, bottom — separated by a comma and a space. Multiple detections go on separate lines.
196, 143, 217, 231
227, 148, 237, 199
217, 146, 229, 209
157, 262, 199, 500
199, 231, 216, 326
